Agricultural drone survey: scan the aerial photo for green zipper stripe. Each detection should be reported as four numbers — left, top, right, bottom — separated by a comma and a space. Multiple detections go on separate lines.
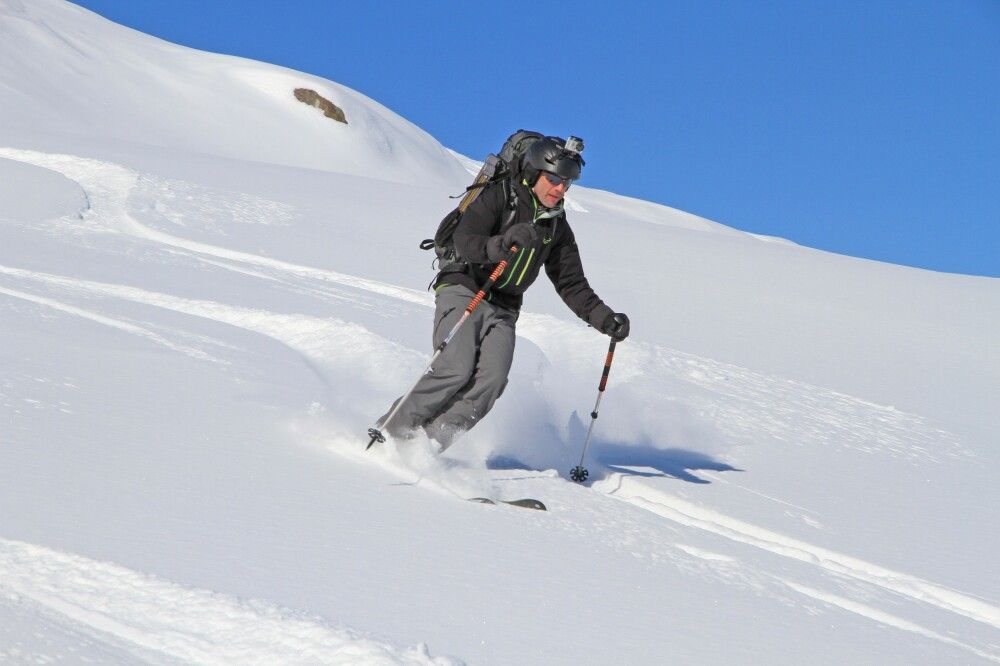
515, 248, 536, 286
498, 249, 526, 290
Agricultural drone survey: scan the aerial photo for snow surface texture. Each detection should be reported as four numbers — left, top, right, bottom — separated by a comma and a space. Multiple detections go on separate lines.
1, 1, 998, 664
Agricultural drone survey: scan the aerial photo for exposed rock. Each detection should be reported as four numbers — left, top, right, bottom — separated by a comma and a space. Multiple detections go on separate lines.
293, 88, 347, 124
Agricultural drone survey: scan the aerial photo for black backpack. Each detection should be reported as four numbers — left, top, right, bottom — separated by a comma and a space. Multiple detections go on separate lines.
420, 130, 544, 272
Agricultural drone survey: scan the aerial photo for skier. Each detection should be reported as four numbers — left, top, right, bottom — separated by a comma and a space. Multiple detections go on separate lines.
377, 135, 629, 449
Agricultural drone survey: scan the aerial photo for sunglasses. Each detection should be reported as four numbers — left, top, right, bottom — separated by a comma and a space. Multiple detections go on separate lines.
541, 171, 575, 188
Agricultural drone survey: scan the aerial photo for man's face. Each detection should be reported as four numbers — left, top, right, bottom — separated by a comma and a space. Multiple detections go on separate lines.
532, 171, 571, 208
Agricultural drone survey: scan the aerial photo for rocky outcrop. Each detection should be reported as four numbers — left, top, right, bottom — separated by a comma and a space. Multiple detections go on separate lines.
293, 88, 347, 124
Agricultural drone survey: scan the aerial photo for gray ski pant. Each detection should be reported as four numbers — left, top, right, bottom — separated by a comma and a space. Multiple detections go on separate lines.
379, 284, 517, 449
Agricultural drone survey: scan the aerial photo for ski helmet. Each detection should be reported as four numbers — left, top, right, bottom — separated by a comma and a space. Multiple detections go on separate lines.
521, 136, 585, 186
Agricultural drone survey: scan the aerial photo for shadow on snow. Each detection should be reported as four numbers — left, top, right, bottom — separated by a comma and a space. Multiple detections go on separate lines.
487, 441, 741, 485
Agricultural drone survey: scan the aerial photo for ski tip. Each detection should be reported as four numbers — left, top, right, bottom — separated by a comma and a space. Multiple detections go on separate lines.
505, 498, 547, 511
468, 497, 547, 511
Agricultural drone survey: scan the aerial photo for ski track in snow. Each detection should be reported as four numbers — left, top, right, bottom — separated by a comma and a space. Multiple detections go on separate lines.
0, 283, 215, 362
777, 581, 1000, 663
2, 147, 993, 661
0, 148, 433, 311
0, 262, 424, 397
643, 342, 968, 463
0, 538, 461, 665
597, 473, 1000, 656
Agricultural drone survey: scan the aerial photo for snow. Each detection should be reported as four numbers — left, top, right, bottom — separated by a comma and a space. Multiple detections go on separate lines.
0, 0, 467, 187
1, 1, 998, 664
0, 538, 458, 665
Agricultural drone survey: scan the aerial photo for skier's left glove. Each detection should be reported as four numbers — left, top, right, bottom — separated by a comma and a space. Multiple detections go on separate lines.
602, 312, 630, 341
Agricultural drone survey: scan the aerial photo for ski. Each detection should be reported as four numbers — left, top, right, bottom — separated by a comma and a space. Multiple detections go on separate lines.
456, 154, 501, 213
468, 497, 547, 511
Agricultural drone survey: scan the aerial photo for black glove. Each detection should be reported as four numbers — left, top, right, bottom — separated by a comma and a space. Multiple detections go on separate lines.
487, 223, 539, 261
602, 312, 630, 341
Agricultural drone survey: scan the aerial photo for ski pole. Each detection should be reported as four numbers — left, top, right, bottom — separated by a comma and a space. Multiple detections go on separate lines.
570, 339, 617, 483
366, 245, 520, 450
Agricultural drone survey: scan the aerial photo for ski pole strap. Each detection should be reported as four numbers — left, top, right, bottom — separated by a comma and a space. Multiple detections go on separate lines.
599, 340, 617, 392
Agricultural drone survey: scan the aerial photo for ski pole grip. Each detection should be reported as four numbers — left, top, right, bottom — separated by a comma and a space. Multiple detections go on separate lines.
466, 291, 487, 313
483, 246, 518, 287
599, 340, 616, 392
466, 247, 517, 314
495, 244, 519, 270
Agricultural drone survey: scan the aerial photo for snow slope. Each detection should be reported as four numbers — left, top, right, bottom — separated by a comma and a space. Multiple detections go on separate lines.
1, 1, 998, 664
0, 0, 467, 187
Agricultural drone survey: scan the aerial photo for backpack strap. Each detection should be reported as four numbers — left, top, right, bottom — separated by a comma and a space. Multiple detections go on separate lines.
495, 177, 519, 235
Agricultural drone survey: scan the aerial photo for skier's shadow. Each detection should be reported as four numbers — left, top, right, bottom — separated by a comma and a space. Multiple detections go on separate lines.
485, 407, 741, 483
487, 437, 741, 485
592, 441, 741, 484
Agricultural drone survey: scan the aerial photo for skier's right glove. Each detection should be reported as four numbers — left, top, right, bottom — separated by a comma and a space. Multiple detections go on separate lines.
602, 312, 630, 341
487, 223, 539, 262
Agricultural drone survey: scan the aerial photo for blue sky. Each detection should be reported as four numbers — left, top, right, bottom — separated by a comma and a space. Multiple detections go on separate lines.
73, 1, 998, 277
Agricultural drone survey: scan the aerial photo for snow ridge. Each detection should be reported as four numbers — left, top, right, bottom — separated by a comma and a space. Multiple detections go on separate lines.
0, 148, 432, 309
599, 474, 1000, 631
0, 538, 460, 665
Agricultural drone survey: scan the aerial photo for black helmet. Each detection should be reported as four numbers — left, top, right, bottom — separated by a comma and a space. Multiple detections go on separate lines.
521, 135, 585, 185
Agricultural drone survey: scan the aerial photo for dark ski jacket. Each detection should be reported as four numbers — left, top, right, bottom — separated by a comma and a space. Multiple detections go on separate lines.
435, 177, 613, 329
